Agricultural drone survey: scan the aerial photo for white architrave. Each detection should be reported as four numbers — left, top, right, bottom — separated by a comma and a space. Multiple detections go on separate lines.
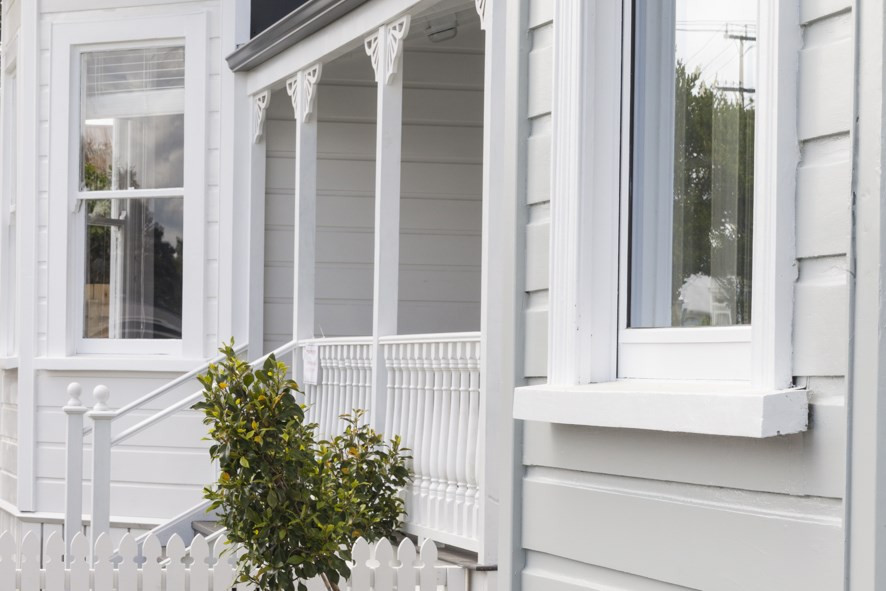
253, 90, 270, 143
547, 0, 621, 385
365, 16, 409, 432
286, 64, 322, 358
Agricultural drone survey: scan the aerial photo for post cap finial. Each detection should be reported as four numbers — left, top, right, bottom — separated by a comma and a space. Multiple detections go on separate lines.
66, 382, 83, 407
92, 385, 110, 411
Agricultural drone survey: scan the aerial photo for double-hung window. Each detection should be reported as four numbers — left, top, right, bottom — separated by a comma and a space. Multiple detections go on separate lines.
78, 46, 185, 348
620, 0, 759, 380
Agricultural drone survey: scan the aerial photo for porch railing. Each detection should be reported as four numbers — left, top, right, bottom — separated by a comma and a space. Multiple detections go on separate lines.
300, 336, 374, 439
382, 332, 481, 551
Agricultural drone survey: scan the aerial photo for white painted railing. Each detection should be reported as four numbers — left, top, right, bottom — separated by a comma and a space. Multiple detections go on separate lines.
381, 333, 481, 552
300, 337, 374, 440
0, 531, 465, 590
64, 340, 299, 558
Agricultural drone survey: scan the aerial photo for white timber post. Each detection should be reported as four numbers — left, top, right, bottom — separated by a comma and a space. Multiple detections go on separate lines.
248, 91, 270, 360
286, 64, 322, 377
365, 16, 410, 433
63, 382, 86, 561
477, 0, 511, 565
87, 385, 113, 552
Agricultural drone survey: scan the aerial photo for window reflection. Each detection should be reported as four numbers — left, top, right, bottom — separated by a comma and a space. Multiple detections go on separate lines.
630, 0, 756, 328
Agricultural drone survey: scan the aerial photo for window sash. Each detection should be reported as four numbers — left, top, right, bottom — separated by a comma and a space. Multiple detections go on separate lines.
617, 0, 756, 380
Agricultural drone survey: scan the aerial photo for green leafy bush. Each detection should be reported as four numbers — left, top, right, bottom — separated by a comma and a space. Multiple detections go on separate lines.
194, 342, 411, 591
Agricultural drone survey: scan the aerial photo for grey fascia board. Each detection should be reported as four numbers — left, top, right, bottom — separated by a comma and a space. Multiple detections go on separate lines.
226, 0, 369, 72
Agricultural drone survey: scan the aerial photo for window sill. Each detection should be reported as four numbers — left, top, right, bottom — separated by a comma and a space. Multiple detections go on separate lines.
0, 356, 18, 370
34, 356, 209, 373
513, 380, 808, 438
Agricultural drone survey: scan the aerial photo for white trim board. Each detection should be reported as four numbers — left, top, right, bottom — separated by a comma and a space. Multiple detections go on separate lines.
514, 381, 808, 438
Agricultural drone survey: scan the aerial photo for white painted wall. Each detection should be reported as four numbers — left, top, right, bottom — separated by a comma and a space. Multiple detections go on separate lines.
519, 0, 852, 589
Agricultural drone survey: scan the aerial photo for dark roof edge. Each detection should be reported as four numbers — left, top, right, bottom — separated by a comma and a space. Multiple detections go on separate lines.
226, 0, 370, 73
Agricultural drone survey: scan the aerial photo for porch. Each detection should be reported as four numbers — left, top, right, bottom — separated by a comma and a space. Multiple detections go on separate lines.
243, 0, 497, 560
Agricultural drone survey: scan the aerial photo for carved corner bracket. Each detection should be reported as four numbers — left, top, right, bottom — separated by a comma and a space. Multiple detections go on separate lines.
365, 15, 412, 85
286, 63, 323, 123
253, 90, 271, 143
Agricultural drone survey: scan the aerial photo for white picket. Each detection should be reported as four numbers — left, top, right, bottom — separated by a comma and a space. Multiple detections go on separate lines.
0, 531, 463, 590
0, 533, 13, 590
166, 533, 187, 591
189, 534, 210, 589
142, 533, 163, 591
69, 533, 89, 591
374, 538, 395, 590
351, 537, 371, 589
44, 532, 64, 591
117, 534, 138, 590
396, 537, 417, 591
19, 532, 39, 591
211, 534, 235, 590
418, 539, 438, 591
93, 533, 113, 591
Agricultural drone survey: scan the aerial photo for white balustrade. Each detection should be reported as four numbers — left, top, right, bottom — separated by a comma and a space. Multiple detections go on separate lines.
381, 333, 481, 551
301, 337, 373, 440
0, 531, 464, 591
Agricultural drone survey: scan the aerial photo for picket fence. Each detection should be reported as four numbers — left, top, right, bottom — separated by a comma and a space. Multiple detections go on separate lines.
0, 531, 465, 590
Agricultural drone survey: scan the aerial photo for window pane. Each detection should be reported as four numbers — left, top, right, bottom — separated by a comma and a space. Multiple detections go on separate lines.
630, 0, 756, 328
80, 47, 185, 191
84, 198, 183, 339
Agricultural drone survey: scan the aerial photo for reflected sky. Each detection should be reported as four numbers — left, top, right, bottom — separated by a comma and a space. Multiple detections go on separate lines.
675, 0, 757, 90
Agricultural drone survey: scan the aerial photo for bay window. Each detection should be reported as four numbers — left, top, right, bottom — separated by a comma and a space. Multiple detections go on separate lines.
79, 47, 185, 343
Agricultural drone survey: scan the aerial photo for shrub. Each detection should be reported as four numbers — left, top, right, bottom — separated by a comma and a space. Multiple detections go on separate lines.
194, 342, 411, 591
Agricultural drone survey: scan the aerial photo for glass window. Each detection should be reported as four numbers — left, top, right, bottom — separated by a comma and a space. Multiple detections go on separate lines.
630, 0, 757, 328
79, 47, 185, 340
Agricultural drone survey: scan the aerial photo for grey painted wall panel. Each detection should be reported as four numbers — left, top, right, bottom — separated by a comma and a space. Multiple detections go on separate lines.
524, 551, 695, 591
798, 39, 853, 141
523, 399, 845, 499
522, 472, 843, 591
796, 160, 851, 258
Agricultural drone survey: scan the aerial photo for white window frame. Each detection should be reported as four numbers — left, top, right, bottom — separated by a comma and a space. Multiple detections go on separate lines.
546, 0, 798, 392
47, 13, 208, 358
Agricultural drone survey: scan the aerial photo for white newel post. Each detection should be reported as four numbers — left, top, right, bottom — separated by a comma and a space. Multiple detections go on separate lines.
286, 64, 322, 378
63, 382, 86, 561
87, 385, 114, 552
365, 16, 410, 433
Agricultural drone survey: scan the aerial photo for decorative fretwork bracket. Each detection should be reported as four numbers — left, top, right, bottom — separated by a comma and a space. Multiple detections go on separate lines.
475, 0, 487, 30
253, 90, 271, 143
286, 63, 323, 123
365, 15, 411, 85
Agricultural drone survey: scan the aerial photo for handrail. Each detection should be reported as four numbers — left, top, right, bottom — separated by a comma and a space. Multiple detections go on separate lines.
82, 342, 249, 437
298, 335, 374, 346
110, 338, 300, 446
378, 331, 481, 345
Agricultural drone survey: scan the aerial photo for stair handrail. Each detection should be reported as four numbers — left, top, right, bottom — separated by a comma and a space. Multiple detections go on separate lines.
109, 339, 299, 445
81, 342, 249, 437
65, 339, 301, 558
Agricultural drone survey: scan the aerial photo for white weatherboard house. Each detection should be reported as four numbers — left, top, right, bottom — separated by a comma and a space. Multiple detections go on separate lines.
1, 0, 886, 588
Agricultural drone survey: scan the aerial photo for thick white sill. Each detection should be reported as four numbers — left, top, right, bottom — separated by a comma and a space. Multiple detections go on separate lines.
0, 356, 18, 370
514, 380, 808, 438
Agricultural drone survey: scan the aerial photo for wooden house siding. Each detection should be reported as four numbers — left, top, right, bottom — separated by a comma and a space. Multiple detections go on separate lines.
519, 0, 852, 589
